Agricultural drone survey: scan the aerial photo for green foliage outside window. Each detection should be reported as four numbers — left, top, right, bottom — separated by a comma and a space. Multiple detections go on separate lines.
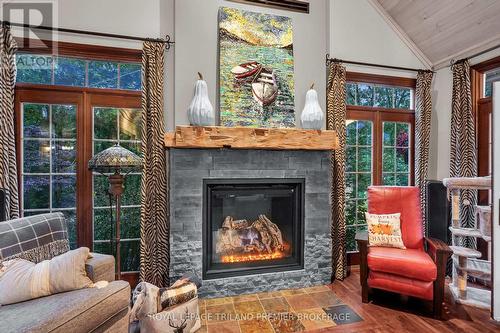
345, 120, 372, 252
347, 82, 412, 109
22, 103, 78, 248
382, 122, 410, 186
16, 53, 141, 91
54, 57, 86, 86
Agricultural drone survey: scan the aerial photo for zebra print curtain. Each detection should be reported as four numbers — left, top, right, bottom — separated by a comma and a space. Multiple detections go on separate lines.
450, 59, 477, 247
327, 62, 347, 281
139, 41, 170, 287
414, 71, 433, 233
0, 23, 20, 220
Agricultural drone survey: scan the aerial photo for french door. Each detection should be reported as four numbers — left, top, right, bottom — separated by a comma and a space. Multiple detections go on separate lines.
16, 86, 141, 278
16, 89, 83, 248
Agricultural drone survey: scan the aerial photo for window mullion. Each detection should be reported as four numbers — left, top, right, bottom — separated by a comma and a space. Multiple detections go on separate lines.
49, 104, 53, 212
374, 111, 382, 185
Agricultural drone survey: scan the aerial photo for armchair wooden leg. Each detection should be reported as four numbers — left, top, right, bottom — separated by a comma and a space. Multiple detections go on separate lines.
356, 232, 370, 303
433, 280, 445, 319
425, 237, 452, 320
361, 283, 369, 303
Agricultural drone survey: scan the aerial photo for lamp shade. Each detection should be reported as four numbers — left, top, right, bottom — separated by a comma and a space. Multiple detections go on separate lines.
88, 144, 143, 174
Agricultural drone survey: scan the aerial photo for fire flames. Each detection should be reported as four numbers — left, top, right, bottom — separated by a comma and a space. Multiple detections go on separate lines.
221, 242, 291, 263
221, 250, 287, 263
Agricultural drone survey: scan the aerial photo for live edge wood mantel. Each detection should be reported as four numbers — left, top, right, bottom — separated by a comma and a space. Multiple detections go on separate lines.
164, 126, 338, 151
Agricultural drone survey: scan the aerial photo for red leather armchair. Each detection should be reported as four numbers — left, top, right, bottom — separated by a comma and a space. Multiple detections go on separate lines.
355, 186, 452, 319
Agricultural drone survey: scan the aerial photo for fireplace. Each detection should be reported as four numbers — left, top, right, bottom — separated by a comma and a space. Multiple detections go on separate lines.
203, 178, 304, 279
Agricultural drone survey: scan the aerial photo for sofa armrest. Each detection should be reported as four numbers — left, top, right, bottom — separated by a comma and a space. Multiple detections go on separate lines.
86, 253, 116, 283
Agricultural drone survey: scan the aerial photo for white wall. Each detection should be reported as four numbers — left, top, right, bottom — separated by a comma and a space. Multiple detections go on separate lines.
428, 66, 453, 180
174, 0, 328, 129
328, 0, 425, 78
493, 81, 500, 320
10, 0, 162, 49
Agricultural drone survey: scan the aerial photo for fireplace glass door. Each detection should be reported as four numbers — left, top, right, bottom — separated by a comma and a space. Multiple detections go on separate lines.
203, 179, 304, 279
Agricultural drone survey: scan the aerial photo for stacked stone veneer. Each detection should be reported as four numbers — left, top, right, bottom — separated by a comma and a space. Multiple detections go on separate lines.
169, 149, 332, 298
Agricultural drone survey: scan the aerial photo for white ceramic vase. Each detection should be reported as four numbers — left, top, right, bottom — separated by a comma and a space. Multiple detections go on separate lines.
187, 73, 215, 126
300, 85, 324, 129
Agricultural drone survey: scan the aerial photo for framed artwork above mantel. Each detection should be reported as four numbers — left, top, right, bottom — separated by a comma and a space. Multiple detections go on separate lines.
218, 7, 295, 128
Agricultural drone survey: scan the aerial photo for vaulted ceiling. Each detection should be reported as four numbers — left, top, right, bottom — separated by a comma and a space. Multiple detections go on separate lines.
374, 0, 500, 68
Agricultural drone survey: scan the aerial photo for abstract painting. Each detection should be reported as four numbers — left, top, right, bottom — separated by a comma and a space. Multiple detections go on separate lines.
218, 7, 295, 128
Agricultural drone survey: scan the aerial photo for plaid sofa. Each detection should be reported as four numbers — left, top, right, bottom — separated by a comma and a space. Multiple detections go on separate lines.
0, 212, 69, 264
0, 213, 130, 333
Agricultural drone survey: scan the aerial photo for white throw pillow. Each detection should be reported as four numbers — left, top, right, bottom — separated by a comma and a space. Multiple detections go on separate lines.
365, 213, 406, 249
0, 247, 93, 305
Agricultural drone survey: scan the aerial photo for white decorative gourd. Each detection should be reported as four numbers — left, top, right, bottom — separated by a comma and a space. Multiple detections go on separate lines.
187, 72, 215, 126
300, 83, 324, 130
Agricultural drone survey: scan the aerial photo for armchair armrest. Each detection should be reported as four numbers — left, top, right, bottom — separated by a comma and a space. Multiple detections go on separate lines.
355, 231, 368, 247
355, 231, 369, 302
425, 237, 452, 263
86, 253, 116, 283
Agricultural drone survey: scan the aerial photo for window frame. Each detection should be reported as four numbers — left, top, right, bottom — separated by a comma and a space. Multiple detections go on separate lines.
471, 56, 500, 188
14, 40, 141, 283
471, 56, 500, 259
345, 72, 416, 264
346, 72, 416, 186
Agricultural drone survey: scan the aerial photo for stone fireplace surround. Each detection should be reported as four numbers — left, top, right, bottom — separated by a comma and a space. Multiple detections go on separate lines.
169, 148, 332, 298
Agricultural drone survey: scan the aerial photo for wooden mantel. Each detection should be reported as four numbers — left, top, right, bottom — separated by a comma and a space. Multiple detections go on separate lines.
164, 126, 338, 151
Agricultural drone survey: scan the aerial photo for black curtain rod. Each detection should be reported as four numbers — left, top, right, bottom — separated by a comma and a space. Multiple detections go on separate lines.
1, 20, 174, 50
450, 44, 500, 67
326, 54, 433, 73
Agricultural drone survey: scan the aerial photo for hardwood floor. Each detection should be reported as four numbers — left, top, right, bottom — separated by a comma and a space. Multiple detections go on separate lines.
312, 267, 500, 333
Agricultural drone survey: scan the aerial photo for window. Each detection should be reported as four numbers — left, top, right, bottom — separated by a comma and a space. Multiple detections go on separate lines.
16, 41, 142, 278
346, 82, 413, 109
382, 122, 411, 186
92, 107, 142, 272
344, 73, 415, 253
471, 58, 499, 208
484, 67, 500, 97
21, 103, 77, 248
16, 53, 141, 90
345, 120, 372, 248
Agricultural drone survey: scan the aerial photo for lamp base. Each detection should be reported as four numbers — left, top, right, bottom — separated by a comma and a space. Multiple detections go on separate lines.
109, 173, 124, 281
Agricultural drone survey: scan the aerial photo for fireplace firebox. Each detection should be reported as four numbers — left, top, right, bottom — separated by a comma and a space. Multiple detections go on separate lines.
203, 179, 305, 280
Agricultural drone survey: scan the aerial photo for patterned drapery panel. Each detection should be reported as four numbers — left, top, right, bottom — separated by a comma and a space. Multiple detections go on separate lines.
450, 59, 477, 248
415, 70, 433, 233
0, 23, 19, 220
327, 62, 347, 281
139, 41, 170, 287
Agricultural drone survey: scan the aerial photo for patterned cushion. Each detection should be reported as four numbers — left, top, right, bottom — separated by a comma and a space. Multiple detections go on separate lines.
366, 213, 406, 249
159, 281, 197, 311
0, 213, 69, 264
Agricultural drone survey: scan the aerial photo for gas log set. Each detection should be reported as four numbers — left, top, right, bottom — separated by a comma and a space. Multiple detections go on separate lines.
215, 215, 290, 263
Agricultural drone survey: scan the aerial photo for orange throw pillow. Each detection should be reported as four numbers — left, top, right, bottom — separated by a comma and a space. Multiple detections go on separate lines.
365, 213, 406, 249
